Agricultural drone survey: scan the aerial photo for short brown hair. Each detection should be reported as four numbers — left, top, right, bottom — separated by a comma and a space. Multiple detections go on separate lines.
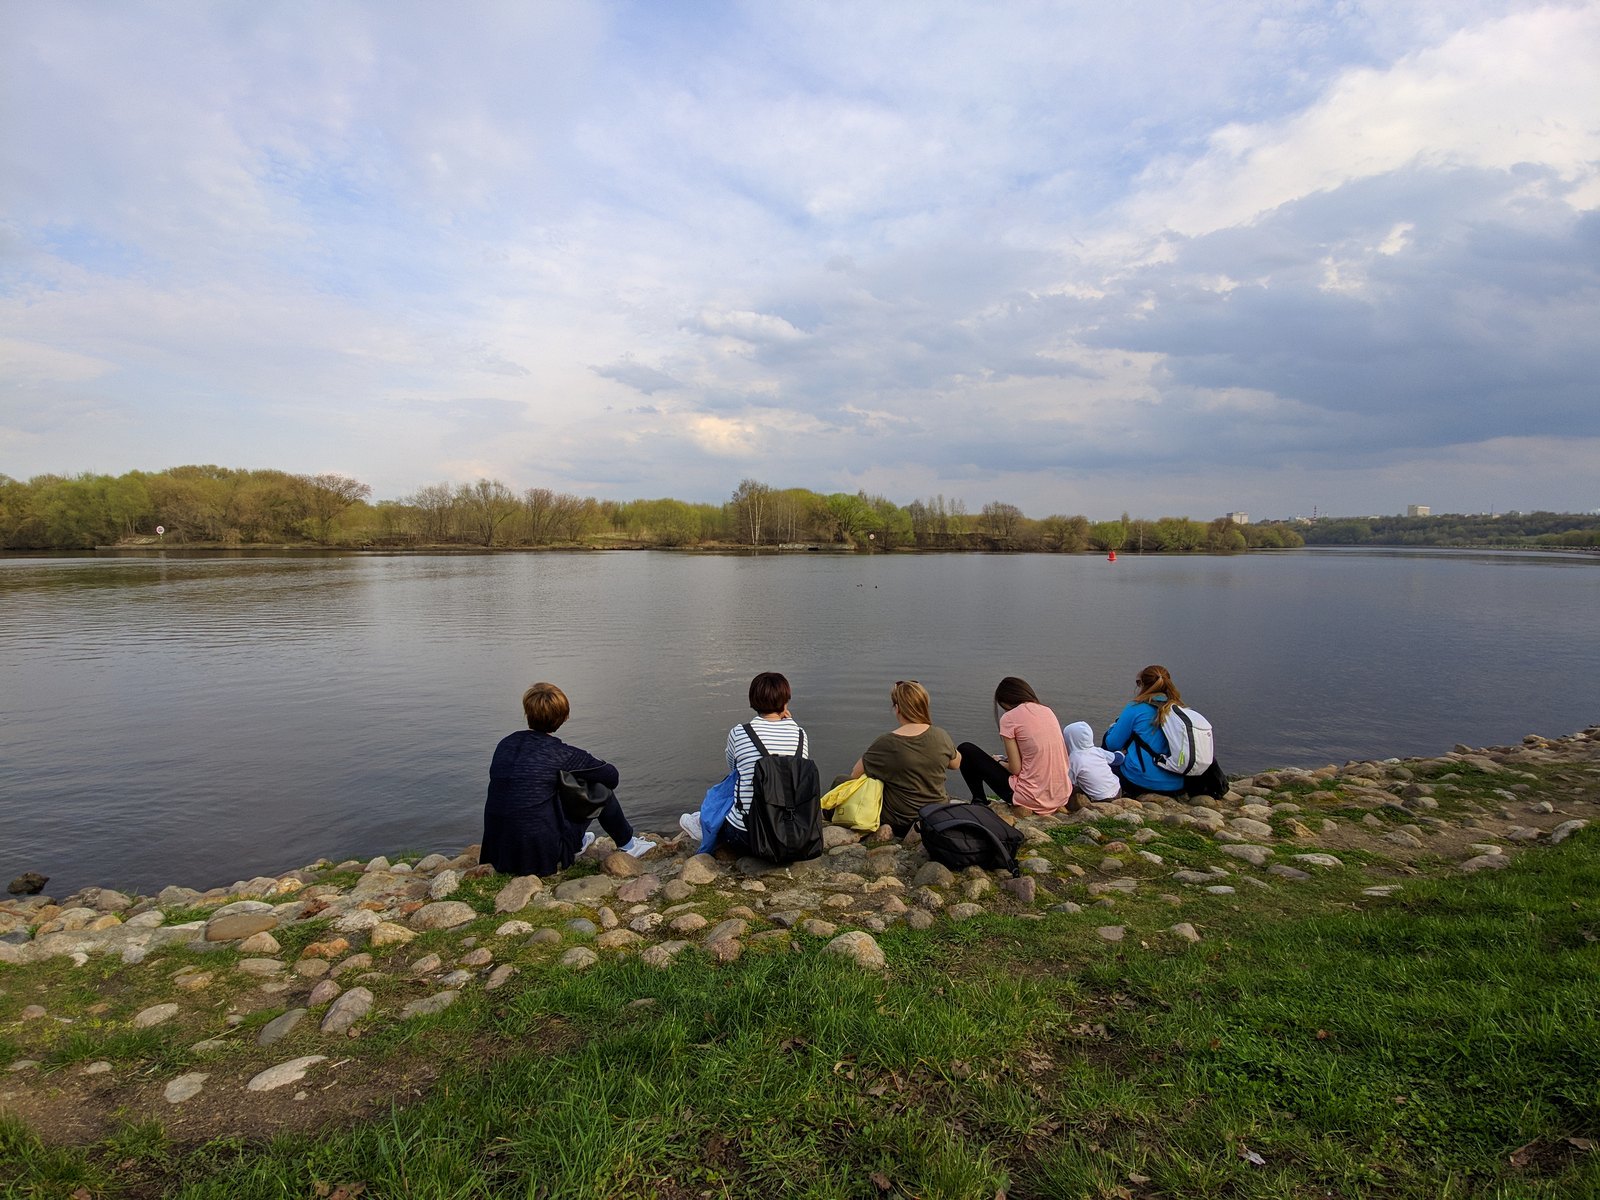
890, 679, 931, 725
522, 682, 570, 732
748, 672, 792, 714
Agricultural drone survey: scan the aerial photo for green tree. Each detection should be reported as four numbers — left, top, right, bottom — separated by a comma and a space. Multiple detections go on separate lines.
300, 473, 372, 544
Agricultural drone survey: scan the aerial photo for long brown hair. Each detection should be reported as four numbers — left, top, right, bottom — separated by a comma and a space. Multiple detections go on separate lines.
1134, 665, 1182, 722
993, 676, 1040, 726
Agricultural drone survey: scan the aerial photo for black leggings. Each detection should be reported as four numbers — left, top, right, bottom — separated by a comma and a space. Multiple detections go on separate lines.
588, 796, 634, 847
956, 742, 1013, 803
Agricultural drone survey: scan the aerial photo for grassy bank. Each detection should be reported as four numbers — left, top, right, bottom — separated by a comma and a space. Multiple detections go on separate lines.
6, 829, 1598, 1199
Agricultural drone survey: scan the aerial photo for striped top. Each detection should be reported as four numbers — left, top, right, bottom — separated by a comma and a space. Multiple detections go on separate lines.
724, 717, 809, 830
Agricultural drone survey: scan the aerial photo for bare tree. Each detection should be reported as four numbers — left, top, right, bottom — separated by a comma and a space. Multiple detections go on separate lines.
731, 478, 772, 547
459, 479, 519, 547
300, 473, 372, 544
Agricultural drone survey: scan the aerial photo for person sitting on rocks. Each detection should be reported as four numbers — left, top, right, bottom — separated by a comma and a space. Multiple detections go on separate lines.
680, 671, 810, 856
844, 679, 960, 840
956, 676, 1076, 816
1063, 720, 1123, 802
482, 682, 655, 876
1101, 664, 1188, 797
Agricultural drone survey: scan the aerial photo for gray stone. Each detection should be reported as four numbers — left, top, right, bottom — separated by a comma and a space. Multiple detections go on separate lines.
1220, 844, 1272, 866
83, 1060, 113, 1075
1205, 885, 1236, 895
399, 991, 458, 1019
319, 987, 373, 1035
1550, 819, 1589, 845
703, 918, 749, 944
1292, 853, 1343, 868
822, 824, 860, 849
331, 909, 381, 934
1384, 830, 1424, 849
414, 854, 450, 873
904, 908, 936, 929
238, 931, 281, 955
257, 1008, 307, 1046
163, 1072, 209, 1104
495, 919, 534, 937
329, 952, 373, 978
678, 855, 723, 886
640, 940, 693, 968
565, 918, 598, 937
1460, 855, 1512, 873
1172, 869, 1221, 885
486, 964, 516, 990
307, 979, 341, 1007
428, 870, 461, 900
526, 927, 562, 945
1169, 922, 1201, 943
1228, 818, 1274, 839
913, 862, 956, 888
560, 946, 599, 970
412, 901, 477, 931
237, 957, 285, 976
1096, 925, 1126, 942
614, 875, 662, 904
1049, 902, 1084, 914
947, 902, 985, 922
1266, 865, 1311, 882
823, 930, 885, 970
133, 1003, 180, 1029
410, 953, 443, 975
553, 876, 617, 904
798, 918, 838, 938
246, 1055, 327, 1091
1019, 857, 1053, 875
493, 875, 543, 913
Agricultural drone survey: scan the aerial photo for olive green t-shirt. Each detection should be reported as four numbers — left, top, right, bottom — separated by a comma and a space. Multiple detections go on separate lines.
862, 726, 957, 829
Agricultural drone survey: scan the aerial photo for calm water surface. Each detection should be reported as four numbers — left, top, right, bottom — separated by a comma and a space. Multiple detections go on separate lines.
3, 549, 1597, 895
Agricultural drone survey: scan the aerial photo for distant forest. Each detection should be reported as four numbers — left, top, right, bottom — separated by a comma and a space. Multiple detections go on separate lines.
5, 466, 1593, 553
0, 466, 1304, 553
1300, 513, 1600, 549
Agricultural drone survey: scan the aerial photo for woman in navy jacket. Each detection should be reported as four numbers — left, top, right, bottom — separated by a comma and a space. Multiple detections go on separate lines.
481, 683, 654, 876
1101, 664, 1188, 796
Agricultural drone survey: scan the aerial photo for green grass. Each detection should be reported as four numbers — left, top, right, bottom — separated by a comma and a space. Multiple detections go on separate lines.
4, 835, 1600, 1198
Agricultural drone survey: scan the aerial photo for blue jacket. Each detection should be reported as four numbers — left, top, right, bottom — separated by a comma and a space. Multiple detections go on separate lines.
1102, 697, 1186, 793
481, 730, 618, 876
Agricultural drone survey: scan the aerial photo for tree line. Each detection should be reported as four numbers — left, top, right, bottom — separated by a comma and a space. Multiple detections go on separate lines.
1300, 512, 1600, 549
0, 465, 1312, 552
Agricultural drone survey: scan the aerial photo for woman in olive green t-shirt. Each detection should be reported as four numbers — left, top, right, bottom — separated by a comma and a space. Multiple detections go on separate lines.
848, 680, 962, 837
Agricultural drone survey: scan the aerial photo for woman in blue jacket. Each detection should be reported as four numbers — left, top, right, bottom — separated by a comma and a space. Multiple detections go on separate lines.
1101, 664, 1188, 795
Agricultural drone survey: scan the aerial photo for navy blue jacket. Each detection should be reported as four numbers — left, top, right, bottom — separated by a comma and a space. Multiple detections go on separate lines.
481, 730, 619, 876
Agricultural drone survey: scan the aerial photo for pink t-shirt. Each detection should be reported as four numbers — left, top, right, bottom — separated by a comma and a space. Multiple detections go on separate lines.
1000, 702, 1073, 814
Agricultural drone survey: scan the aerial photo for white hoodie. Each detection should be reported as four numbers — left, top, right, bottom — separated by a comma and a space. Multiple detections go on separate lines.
1063, 721, 1122, 801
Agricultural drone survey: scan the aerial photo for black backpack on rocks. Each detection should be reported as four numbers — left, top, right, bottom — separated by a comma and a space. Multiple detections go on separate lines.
741, 724, 824, 864
917, 801, 1025, 877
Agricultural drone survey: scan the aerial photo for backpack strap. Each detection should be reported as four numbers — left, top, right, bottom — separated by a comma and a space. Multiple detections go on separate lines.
742, 722, 769, 757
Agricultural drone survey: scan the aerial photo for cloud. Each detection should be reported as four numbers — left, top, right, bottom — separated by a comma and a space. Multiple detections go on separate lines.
1, 1, 1595, 516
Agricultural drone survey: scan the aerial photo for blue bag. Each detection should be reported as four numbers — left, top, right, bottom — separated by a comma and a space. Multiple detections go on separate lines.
698, 770, 737, 854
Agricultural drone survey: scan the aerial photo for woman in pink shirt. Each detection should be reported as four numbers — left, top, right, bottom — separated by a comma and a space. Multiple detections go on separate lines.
956, 677, 1076, 815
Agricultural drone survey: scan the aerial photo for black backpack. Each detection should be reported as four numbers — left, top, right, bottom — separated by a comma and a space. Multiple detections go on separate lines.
917, 802, 1025, 877
740, 724, 824, 864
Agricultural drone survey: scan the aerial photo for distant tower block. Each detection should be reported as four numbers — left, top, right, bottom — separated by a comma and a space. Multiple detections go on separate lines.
1406, 505, 1431, 517
1224, 511, 1250, 524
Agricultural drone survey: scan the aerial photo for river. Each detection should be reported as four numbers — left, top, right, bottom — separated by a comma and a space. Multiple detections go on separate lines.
3, 547, 1596, 895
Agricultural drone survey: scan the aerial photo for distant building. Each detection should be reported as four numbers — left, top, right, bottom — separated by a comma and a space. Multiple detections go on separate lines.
1224, 511, 1250, 525
1407, 505, 1431, 517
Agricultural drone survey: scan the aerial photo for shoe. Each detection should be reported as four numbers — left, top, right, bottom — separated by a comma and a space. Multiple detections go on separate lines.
678, 812, 703, 841
580, 832, 596, 852
621, 837, 656, 858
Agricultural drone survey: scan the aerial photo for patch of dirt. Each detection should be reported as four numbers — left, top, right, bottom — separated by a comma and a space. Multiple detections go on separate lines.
0, 1053, 441, 1147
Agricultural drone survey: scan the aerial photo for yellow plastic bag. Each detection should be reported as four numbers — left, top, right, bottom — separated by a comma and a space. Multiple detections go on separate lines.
820, 775, 883, 832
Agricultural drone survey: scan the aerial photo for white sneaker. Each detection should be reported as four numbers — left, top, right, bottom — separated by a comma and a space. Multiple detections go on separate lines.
621, 836, 656, 858
678, 812, 703, 841
580, 832, 596, 852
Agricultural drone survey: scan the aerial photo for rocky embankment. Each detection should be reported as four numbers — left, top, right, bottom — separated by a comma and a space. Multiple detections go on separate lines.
2, 727, 1597, 1131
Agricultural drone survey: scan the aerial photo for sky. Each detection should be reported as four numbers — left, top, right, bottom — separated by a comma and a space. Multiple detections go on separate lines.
2, 1, 1598, 520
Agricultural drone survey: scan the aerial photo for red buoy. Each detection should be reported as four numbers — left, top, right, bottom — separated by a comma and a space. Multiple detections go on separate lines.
1108, 550, 1117, 562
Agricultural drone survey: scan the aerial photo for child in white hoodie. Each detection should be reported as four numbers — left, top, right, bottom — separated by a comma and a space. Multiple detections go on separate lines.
1063, 721, 1123, 802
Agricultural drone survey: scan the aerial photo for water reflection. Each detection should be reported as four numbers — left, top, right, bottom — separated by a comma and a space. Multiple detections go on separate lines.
2, 549, 1596, 894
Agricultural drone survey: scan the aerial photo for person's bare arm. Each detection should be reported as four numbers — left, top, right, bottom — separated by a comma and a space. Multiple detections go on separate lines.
849, 757, 866, 780
1001, 736, 1022, 776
